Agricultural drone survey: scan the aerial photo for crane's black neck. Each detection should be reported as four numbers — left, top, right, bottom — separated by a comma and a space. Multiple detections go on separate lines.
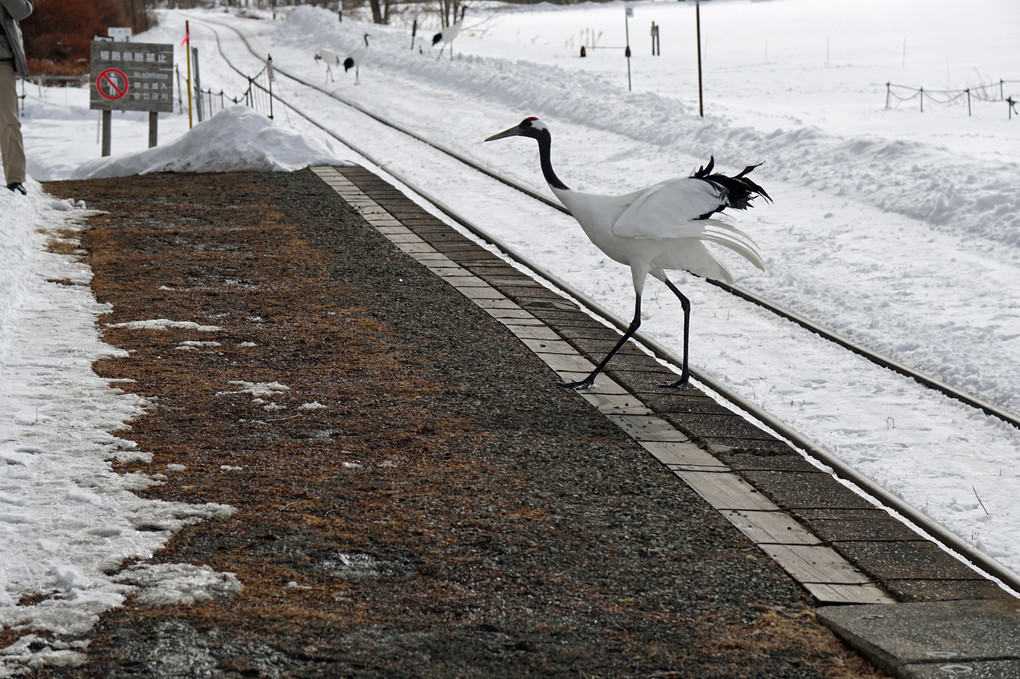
536, 130, 570, 191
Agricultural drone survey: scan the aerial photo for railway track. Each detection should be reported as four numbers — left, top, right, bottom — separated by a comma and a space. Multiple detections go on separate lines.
197, 16, 1019, 432
189, 15, 1020, 593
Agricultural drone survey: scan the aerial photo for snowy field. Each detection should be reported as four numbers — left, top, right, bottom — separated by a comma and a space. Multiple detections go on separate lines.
2, 0, 1019, 669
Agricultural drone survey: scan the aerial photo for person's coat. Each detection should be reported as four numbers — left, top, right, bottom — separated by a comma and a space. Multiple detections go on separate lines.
0, 0, 32, 76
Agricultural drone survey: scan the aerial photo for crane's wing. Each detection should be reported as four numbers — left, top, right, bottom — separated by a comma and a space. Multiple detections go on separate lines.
611, 178, 764, 270
612, 178, 723, 238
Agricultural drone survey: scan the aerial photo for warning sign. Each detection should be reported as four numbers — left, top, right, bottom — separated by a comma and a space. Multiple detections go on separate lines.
90, 41, 174, 112
96, 68, 129, 100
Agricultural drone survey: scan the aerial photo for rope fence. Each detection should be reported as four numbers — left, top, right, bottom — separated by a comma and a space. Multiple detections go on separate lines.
16, 75, 91, 116
176, 55, 275, 121
885, 79, 1019, 118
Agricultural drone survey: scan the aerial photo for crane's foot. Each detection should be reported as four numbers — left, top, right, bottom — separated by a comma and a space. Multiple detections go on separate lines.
659, 373, 690, 390
558, 374, 597, 390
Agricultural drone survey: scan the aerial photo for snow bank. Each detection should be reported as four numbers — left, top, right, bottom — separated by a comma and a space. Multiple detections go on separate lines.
72, 106, 348, 179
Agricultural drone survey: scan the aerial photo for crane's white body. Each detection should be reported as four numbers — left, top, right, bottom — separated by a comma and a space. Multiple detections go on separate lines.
485, 116, 770, 389
315, 48, 341, 66
433, 8, 467, 61
343, 34, 371, 85
314, 48, 341, 82
435, 22, 463, 45
346, 46, 366, 66
552, 182, 763, 295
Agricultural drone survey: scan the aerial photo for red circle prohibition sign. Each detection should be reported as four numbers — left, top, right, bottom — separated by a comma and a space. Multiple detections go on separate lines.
96, 68, 129, 100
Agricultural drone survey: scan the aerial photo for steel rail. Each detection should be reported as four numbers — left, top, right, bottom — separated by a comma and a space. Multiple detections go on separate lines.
195, 15, 1020, 433
195, 16, 1020, 594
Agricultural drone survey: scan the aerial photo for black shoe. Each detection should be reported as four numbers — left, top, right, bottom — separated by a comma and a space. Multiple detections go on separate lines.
7, 182, 25, 195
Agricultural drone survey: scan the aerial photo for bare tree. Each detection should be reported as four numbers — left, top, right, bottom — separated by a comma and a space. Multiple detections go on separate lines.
367, 0, 385, 24
437, 0, 463, 29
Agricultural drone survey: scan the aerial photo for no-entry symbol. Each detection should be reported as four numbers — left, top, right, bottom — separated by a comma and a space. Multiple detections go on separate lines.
96, 68, 129, 101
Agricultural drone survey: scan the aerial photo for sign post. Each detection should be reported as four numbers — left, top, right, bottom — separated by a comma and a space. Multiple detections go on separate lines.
90, 40, 174, 156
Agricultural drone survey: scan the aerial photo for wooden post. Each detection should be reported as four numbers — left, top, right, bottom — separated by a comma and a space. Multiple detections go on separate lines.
192, 46, 203, 123
185, 20, 193, 129
148, 111, 158, 148
102, 109, 112, 157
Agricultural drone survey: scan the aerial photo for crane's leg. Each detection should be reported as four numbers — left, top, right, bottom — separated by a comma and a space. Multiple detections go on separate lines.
436, 45, 447, 61
560, 294, 642, 390
661, 277, 691, 389
355, 67, 360, 85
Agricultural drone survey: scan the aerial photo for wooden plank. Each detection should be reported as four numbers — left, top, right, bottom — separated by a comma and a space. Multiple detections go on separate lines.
539, 353, 597, 373
382, 232, 428, 244
720, 509, 821, 546
452, 285, 506, 300
578, 391, 653, 416
443, 275, 490, 288
506, 325, 561, 341
471, 297, 524, 310
641, 440, 722, 468
759, 544, 874, 585
606, 414, 691, 442
393, 241, 440, 255
674, 470, 779, 511
802, 582, 895, 605
521, 338, 577, 355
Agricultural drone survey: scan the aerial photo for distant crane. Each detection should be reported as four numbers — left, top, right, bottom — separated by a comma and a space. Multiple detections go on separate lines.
344, 33, 371, 84
433, 6, 466, 61
314, 48, 341, 82
485, 117, 771, 390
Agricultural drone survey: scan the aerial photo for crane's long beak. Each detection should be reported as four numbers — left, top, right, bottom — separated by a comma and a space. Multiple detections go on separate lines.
484, 126, 520, 142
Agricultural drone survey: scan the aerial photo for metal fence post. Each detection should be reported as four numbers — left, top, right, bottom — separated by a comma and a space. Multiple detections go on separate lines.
267, 55, 274, 120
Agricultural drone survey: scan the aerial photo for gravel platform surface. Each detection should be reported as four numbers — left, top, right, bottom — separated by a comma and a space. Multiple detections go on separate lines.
26, 169, 884, 678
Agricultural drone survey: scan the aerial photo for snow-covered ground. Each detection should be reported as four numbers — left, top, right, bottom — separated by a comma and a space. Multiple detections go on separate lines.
2, 0, 1019, 670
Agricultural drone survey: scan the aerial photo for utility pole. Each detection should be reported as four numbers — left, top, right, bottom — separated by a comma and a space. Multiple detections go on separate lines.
696, 0, 704, 117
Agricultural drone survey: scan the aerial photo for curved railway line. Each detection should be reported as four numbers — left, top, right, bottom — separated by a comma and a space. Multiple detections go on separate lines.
191, 16, 1020, 594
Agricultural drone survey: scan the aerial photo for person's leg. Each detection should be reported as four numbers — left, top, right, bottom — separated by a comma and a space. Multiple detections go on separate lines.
0, 61, 27, 187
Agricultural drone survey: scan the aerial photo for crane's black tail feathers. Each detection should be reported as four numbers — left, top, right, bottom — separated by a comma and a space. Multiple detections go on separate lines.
432, 32, 444, 46
693, 156, 772, 216
344, 57, 355, 71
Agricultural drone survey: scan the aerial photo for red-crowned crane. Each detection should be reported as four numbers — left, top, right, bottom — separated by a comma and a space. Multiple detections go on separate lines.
314, 48, 341, 82
432, 6, 466, 61
485, 117, 771, 390
344, 33, 371, 85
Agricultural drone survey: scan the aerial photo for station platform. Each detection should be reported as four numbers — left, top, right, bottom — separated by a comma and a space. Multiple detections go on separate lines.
34, 166, 1019, 678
